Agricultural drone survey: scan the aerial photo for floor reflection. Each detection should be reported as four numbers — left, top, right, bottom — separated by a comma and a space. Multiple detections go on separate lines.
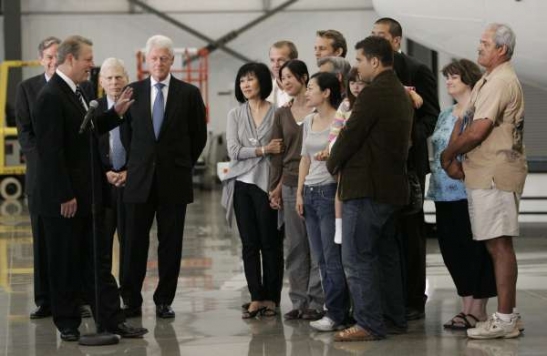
0, 189, 545, 355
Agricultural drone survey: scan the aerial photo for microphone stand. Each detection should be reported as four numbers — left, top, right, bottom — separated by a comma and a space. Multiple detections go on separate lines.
78, 114, 120, 346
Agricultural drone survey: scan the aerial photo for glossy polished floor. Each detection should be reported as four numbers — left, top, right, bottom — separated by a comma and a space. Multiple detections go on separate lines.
1, 189, 546, 356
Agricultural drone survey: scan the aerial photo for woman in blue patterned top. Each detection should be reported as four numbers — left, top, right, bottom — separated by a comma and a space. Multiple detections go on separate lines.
427, 59, 496, 330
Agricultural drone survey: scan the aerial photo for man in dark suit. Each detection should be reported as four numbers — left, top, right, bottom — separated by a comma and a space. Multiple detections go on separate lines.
15, 36, 60, 319
372, 17, 440, 320
32, 35, 147, 341
120, 35, 207, 319
327, 36, 413, 341
96, 58, 130, 286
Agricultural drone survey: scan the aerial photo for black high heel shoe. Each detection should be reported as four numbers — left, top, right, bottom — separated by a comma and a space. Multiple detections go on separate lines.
260, 301, 277, 317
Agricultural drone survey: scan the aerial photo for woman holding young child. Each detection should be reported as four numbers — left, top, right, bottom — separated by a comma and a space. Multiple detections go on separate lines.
296, 72, 351, 332
316, 67, 367, 244
316, 68, 422, 244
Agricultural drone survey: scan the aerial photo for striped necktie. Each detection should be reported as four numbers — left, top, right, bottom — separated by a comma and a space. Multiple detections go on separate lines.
75, 85, 87, 110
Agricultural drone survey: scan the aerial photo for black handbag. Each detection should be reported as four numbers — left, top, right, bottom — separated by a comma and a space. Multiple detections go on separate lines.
401, 170, 423, 215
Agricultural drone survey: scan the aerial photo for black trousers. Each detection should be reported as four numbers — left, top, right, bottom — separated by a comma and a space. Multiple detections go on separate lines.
41, 214, 125, 331
104, 185, 126, 286
400, 174, 427, 312
435, 200, 497, 298
28, 195, 49, 308
233, 181, 283, 304
400, 209, 427, 311
121, 180, 187, 307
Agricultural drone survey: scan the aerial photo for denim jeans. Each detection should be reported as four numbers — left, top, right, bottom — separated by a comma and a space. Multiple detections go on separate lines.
304, 183, 350, 324
342, 197, 403, 338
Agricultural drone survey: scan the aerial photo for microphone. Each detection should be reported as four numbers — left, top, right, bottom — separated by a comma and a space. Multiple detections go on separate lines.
79, 100, 99, 134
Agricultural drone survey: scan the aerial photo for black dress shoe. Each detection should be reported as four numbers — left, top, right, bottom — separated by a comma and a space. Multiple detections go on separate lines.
406, 308, 426, 321
283, 309, 303, 320
80, 305, 92, 318
301, 309, 325, 321
108, 322, 148, 338
385, 319, 408, 335
122, 305, 142, 318
60, 328, 80, 341
30, 305, 52, 319
156, 304, 175, 319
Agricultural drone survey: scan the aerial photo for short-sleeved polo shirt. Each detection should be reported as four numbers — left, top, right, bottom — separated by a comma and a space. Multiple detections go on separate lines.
462, 61, 527, 194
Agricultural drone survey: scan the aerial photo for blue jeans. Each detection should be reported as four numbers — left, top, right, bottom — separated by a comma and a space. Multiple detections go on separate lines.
304, 183, 350, 324
342, 197, 403, 338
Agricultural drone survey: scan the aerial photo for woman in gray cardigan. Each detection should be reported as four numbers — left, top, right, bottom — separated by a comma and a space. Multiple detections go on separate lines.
221, 62, 284, 318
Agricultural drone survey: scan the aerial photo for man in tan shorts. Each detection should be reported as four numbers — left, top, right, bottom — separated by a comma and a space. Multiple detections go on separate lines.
441, 23, 527, 339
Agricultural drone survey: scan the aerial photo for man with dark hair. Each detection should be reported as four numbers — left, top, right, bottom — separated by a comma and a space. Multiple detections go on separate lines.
32, 35, 147, 341
16, 36, 60, 320
372, 18, 403, 49
327, 36, 413, 341
314, 29, 347, 63
372, 17, 440, 321
267, 40, 298, 107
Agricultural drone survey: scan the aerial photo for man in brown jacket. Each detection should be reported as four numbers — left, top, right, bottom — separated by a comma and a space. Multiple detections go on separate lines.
327, 36, 413, 341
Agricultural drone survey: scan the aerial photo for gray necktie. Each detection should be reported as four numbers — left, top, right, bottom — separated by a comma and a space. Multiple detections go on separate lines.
110, 126, 126, 171
152, 83, 165, 139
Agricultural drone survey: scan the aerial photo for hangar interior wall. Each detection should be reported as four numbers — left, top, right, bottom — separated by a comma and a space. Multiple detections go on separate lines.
12, 10, 377, 134
1, 4, 545, 160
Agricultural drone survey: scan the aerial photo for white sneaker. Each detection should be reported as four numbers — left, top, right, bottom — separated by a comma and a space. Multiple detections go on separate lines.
515, 313, 524, 332
467, 313, 520, 339
475, 313, 524, 332
310, 316, 344, 332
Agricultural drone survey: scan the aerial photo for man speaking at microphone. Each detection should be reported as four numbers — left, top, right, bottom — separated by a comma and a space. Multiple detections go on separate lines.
32, 35, 147, 341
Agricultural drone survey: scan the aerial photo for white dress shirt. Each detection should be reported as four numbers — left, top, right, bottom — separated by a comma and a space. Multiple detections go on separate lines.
56, 69, 88, 110
150, 74, 171, 115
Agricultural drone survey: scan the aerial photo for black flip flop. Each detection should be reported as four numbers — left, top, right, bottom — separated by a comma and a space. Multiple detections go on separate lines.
443, 312, 469, 330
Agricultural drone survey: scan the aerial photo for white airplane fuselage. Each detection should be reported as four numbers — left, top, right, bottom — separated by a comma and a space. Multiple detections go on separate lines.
372, 0, 547, 89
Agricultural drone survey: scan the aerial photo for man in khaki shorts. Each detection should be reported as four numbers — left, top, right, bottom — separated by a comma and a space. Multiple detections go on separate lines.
441, 23, 526, 339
